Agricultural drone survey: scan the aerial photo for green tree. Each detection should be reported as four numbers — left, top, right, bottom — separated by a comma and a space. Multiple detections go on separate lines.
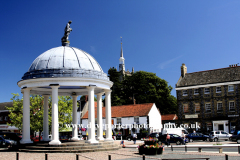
122, 71, 177, 114
7, 93, 73, 135
108, 69, 177, 114
108, 67, 125, 106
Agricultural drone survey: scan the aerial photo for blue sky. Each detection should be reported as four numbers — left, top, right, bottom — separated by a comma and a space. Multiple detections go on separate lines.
1, 0, 240, 103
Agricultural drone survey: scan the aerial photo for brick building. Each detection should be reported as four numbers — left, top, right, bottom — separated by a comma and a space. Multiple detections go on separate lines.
176, 63, 240, 134
0, 102, 19, 132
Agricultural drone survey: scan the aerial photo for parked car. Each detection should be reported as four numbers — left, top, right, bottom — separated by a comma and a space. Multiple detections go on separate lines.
186, 133, 210, 142
148, 132, 161, 139
0, 132, 21, 144
59, 135, 69, 142
0, 135, 15, 148
159, 134, 187, 145
230, 129, 240, 144
126, 135, 133, 141
209, 131, 232, 142
31, 136, 42, 142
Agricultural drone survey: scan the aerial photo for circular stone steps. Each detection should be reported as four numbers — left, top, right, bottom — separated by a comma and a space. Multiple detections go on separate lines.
18, 141, 121, 153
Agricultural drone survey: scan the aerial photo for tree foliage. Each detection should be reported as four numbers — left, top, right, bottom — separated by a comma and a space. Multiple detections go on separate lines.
108, 67, 125, 106
7, 93, 73, 134
108, 70, 177, 114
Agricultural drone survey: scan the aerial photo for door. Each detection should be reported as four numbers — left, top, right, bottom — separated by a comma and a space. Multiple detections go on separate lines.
218, 124, 224, 130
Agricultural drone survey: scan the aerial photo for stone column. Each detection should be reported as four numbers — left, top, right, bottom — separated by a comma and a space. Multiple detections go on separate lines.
20, 88, 33, 144
71, 95, 79, 140
43, 95, 50, 141
49, 85, 61, 145
97, 92, 104, 140
105, 89, 113, 141
86, 86, 98, 143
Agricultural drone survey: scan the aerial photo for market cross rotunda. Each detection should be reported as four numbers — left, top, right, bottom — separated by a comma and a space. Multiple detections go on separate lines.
17, 21, 113, 145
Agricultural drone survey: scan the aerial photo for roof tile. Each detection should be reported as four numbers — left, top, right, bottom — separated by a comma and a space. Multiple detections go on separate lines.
82, 103, 154, 119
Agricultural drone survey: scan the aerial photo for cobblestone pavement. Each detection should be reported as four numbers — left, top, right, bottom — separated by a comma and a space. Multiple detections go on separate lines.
0, 148, 239, 160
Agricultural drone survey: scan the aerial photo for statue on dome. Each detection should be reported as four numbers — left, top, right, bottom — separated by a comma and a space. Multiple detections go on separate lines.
61, 21, 72, 44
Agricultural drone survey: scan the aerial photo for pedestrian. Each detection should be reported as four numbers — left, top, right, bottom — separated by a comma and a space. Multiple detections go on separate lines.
166, 133, 170, 146
181, 131, 185, 145
133, 133, 137, 144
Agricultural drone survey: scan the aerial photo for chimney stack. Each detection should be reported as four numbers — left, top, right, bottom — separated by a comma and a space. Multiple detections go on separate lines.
181, 63, 187, 77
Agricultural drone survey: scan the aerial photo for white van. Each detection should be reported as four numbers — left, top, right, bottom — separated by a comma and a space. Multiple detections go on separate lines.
162, 128, 188, 137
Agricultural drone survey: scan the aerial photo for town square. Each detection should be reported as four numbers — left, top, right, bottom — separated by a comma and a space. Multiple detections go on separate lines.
1, 0, 240, 160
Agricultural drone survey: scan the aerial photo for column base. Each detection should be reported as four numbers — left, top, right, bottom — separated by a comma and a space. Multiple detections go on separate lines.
85, 139, 99, 144
71, 137, 80, 141
97, 137, 105, 141
49, 140, 61, 145
20, 139, 33, 144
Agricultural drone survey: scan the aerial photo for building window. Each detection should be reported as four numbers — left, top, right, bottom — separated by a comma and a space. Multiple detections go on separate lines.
195, 103, 200, 113
216, 86, 221, 93
204, 88, 210, 94
229, 101, 235, 111
182, 90, 188, 96
194, 89, 199, 95
205, 103, 211, 113
207, 123, 212, 131
0, 116, 3, 121
217, 102, 223, 112
4, 116, 8, 121
134, 117, 139, 124
183, 104, 189, 113
116, 118, 121, 124
228, 85, 234, 92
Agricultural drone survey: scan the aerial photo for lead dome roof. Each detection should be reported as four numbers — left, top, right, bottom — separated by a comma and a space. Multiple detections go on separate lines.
22, 46, 108, 80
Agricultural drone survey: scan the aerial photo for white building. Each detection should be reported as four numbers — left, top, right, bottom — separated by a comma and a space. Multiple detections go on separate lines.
81, 103, 161, 138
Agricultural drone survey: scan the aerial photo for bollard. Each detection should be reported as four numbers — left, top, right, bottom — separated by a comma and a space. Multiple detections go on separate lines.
108, 155, 111, 160
225, 154, 228, 160
16, 152, 19, 160
143, 154, 145, 160
45, 153, 48, 160
219, 148, 223, 153
171, 145, 173, 151
185, 145, 187, 152
76, 154, 79, 160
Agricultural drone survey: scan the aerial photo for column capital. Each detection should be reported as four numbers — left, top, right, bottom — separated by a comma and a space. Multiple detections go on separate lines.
21, 87, 31, 92
43, 94, 50, 97
49, 84, 60, 88
87, 85, 96, 89
104, 89, 112, 93
96, 92, 105, 96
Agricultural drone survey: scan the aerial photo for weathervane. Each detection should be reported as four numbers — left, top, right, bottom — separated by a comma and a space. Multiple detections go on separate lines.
61, 20, 72, 46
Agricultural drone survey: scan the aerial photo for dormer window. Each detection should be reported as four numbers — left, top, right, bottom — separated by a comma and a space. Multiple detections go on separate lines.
182, 90, 188, 96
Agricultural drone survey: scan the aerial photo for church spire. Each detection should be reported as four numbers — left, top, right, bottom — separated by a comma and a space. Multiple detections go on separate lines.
120, 37, 123, 58
119, 37, 125, 72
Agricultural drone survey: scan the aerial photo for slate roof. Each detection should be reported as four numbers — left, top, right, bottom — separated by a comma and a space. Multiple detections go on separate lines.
176, 66, 240, 87
0, 102, 13, 110
82, 103, 154, 119
161, 114, 178, 121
